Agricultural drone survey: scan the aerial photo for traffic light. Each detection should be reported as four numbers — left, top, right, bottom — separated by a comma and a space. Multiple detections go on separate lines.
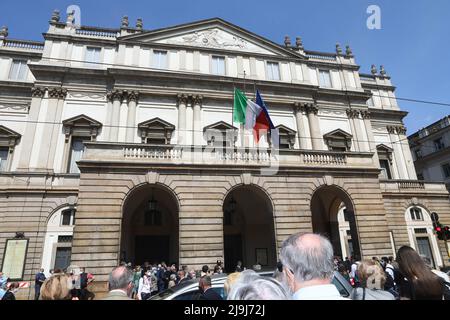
445, 226, 450, 239
434, 222, 449, 240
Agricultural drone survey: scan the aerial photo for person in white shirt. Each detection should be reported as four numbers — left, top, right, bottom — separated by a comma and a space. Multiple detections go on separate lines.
138, 271, 152, 300
279, 232, 348, 300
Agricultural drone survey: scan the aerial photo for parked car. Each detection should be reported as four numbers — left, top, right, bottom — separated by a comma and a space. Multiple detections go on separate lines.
149, 270, 353, 300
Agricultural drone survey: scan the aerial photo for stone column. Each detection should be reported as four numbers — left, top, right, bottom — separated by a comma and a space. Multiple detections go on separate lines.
346, 109, 361, 152
387, 125, 408, 179
46, 91, 66, 169
177, 94, 188, 145
104, 92, 114, 141
36, 88, 67, 171
192, 95, 203, 146
360, 111, 380, 165
293, 103, 310, 149
306, 104, 322, 150
18, 87, 45, 170
125, 91, 139, 143
109, 90, 123, 142
397, 125, 417, 179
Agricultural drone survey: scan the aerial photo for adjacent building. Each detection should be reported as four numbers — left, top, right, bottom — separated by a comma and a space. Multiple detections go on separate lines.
409, 116, 450, 191
0, 10, 449, 298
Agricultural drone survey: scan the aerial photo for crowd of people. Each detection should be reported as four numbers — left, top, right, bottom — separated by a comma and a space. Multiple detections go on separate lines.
1, 232, 449, 300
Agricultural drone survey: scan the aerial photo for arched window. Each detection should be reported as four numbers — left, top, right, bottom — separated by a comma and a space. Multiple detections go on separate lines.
404, 205, 443, 268
41, 206, 77, 275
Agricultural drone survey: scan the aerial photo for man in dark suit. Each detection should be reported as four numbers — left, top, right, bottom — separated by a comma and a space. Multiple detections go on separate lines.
199, 276, 223, 300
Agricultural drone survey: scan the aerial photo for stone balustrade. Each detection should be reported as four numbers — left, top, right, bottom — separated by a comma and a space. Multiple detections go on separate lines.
380, 179, 447, 194
0, 39, 44, 51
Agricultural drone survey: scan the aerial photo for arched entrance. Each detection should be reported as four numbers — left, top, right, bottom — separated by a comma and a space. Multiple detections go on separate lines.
310, 185, 361, 259
121, 184, 179, 265
223, 185, 277, 272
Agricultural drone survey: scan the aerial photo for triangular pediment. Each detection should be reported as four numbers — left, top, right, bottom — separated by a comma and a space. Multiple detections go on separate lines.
323, 129, 353, 139
62, 114, 102, 128
204, 121, 237, 132
138, 117, 175, 130
276, 124, 296, 135
376, 144, 393, 152
0, 125, 21, 138
120, 18, 305, 58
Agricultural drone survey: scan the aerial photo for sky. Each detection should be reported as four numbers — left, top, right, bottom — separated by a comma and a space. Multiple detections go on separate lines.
1, 0, 449, 135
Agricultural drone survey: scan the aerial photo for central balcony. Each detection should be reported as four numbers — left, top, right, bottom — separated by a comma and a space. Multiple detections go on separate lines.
82, 142, 376, 169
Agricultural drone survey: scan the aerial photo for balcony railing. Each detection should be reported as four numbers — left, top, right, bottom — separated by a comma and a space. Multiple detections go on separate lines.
0, 39, 44, 51
380, 179, 447, 193
83, 142, 375, 168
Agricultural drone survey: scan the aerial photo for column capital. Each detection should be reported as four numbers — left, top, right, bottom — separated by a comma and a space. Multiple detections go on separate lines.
128, 91, 140, 103
360, 110, 371, 119
386, 125, 396, 134
47, 87, 67, 99
177, 94, 189, 106
346, 109, 359, 119
108, 90, 125, 103
192, 94, 203, 106
31, 87, 46, 98
306, 103, 318, 115
396, 125, 407, 135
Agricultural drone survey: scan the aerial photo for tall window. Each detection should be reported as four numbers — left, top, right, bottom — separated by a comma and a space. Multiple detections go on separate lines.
379, 159, 392, 179
212, 56, 225, 75
68, 138, 88, 174
9, 60, 28, 80
0, 147, 8, 172
85, 47, 101, 65
267, 62, 280, 80
319, 70, 332, 87
434, 138, 445, 151
409, 207, 423, 221
152, 50, 167, 69
442, 163, 450, 178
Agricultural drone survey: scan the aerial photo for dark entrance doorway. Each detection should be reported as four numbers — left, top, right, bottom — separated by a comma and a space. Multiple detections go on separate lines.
135, 236, 170, 265
121, 184, 179, 265
310, 185, 361, 260
223, 185, 276, 272
224, 234, 243, 272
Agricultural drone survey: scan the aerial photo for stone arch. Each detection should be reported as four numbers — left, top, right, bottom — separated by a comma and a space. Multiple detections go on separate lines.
45, 195, 78, 224
120, 179, 180, 265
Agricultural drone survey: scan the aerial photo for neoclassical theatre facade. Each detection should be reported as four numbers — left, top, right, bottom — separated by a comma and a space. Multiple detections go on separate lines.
0, 11, 449, 297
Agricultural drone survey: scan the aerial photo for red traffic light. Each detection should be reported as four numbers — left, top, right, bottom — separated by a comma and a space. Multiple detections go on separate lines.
436, 227, 442, 232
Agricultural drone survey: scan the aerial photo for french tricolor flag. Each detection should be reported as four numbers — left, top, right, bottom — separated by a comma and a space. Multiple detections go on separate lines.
244, 90, 279, 147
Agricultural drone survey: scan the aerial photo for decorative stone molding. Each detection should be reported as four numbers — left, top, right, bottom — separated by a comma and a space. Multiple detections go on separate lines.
397, 126, 407, 135
305, 103, 318, 115
48, 88, 68, 99
386, 125, 396, 134
345, 45, 353, 57
323, 129, 353, 151
31, 87, 46, 98
295, 37, 304, 50
294, 102, 316, 114
136, 18, 143, 31
346, 109, 360, 119
121, 16, 129, 29
138, 118, 175, 144
376, 144, 393, 163
371, 64, 377, 75
276, 124, 296, 149
0, 26, 9, 39
0, 125, 21, 149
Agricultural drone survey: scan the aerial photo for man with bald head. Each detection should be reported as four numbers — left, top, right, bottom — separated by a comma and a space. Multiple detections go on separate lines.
102, 266, 134, 300
280, 233, 347, 300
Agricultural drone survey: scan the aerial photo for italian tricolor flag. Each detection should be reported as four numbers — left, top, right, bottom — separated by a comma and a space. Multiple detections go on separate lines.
233, 89, 277, 144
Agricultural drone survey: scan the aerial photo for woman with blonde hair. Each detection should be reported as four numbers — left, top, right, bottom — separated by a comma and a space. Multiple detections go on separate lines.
40, 273, 73, 300
350, 259, 395, 300
224, 272, 242, 297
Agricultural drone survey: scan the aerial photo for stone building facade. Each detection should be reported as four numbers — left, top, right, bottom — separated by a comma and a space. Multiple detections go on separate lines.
0, 11, 449, 298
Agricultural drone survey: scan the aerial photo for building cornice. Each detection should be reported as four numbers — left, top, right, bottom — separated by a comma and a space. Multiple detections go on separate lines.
368, 108, 408, 122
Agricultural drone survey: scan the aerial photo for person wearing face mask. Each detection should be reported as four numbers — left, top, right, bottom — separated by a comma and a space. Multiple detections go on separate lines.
2, 282, 19, 300
138, 270, 152, 300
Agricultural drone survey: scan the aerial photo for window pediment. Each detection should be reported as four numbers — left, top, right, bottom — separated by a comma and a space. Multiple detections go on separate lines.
0, 125, 21, 147
377, 144, 393, 162
138, 117, 175, 144
276, 125, 296, 149
323, 129, 352, 151
203, 121, 238, 146
62, 114, 102, 141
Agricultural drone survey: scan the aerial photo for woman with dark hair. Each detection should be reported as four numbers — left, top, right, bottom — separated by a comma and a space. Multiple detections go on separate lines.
396, 246, 446, 300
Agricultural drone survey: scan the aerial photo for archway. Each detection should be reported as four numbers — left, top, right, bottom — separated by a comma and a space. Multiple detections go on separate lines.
310, 185, 361, 260
121, 184, 179, 265
223, 185, 277, 272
